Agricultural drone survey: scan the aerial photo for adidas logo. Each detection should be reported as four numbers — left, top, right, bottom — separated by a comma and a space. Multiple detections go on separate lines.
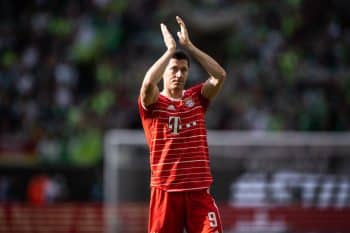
167, 105, 176, 111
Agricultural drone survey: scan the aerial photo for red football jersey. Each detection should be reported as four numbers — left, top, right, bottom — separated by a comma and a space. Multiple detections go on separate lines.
138, 83, 213, 192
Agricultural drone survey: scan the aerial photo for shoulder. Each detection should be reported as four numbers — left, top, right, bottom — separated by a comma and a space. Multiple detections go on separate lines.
186, 83, 203, 95
138, 95, 168, 118
184, 83, 210, 110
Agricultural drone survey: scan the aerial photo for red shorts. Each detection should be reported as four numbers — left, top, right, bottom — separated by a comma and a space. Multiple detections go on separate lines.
148, 188, 223, 233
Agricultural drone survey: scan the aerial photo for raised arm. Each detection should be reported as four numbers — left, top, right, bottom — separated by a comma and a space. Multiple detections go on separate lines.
140, 24, 176, 108
176, 16, 226, 100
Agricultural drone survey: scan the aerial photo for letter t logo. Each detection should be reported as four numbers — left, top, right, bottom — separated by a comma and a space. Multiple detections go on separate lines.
168, 116, 181, 134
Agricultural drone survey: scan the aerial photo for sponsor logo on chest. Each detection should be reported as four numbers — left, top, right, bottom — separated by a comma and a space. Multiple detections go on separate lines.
166, 97, 198, 134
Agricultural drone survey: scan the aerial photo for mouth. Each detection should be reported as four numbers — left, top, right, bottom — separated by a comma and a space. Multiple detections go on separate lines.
172, 82, 183, 87
172, 79, 183, 84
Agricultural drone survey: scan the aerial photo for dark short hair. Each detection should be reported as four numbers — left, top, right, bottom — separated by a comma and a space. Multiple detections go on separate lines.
172, 50, 190, 67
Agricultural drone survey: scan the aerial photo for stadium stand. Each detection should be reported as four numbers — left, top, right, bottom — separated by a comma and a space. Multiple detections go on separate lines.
0, 0, 350, 232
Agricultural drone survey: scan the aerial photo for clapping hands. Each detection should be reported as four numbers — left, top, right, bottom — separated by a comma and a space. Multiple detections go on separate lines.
160, 16, 192, 52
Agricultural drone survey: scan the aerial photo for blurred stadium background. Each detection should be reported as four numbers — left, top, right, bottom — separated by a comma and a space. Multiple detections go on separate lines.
1, 0, 350, 232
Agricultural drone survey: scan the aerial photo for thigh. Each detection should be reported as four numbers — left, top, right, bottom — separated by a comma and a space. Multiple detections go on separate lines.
185, 189, 223, 233
148, 188, 185, 233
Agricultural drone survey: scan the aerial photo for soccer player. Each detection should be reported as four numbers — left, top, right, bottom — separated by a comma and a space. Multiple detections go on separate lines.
138, 16, 226, 233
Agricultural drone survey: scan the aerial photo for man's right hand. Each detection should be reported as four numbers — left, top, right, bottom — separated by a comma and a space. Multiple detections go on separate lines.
160, 23, 176, 52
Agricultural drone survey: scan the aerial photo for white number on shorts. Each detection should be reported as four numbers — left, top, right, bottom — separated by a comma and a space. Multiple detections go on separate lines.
208, 212, 218, 227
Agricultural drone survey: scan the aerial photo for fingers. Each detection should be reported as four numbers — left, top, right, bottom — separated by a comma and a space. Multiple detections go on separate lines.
176, 16, 186, 33
160, 23, 176, 50
177, 31, 182, 39
160, 17, 189, 48
176, 16, 184, 26
160, 23, 169, 36
161, 17, 186, 36
160, 23, 172, 40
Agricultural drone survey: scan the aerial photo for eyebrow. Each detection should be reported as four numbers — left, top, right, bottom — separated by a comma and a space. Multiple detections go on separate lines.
169, 64, 188, 69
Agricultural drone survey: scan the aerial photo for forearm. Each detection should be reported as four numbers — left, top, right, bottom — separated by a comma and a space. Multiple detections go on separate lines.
143, 49, 174, 86
140, 49, 174, 106
186, 42, 226, 81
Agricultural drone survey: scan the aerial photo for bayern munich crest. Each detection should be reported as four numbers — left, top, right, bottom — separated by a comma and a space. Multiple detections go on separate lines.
184, 98, 194, 108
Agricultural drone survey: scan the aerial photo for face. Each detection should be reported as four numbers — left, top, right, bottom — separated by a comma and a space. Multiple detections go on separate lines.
163, 58, 189, 92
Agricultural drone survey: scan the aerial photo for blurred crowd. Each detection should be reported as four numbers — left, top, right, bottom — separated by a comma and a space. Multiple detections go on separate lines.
1, 0, 350, 164
1, 0, 350, 204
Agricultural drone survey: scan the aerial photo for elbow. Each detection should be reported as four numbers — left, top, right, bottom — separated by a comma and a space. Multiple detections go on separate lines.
142, 79, 152, 90
210, 70, 226, 86
141, 81, 154, 98
219, 69, 227, 81
140, 80, 158, 107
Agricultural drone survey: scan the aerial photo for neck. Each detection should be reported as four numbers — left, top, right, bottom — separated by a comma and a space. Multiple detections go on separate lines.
162, 88, 183, 100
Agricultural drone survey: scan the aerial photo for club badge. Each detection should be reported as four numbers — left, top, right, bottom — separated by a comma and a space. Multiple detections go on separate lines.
184, 98, 194, 108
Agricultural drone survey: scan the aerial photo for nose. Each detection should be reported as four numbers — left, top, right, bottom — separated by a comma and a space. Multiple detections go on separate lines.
175, 70, 182, 78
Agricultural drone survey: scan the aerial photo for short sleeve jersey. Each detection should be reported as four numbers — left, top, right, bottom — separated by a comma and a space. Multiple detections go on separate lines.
138, 83, 213, 192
